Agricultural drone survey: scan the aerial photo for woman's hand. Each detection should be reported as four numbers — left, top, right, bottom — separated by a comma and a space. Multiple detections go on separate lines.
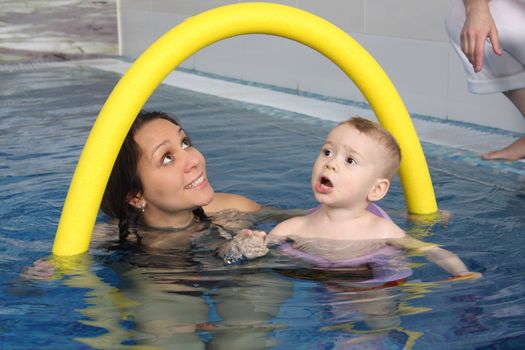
21, 258, 57, 280
221, 229, 269, 264
461, 0, 502, 72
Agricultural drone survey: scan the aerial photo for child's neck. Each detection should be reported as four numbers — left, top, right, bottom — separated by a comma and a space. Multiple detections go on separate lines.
317, 202, 370, 222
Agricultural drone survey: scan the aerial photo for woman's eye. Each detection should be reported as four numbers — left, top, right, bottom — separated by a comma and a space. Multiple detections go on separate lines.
162, 154, 174, 165
181, 138, 192, 149
346, 157, 356, 164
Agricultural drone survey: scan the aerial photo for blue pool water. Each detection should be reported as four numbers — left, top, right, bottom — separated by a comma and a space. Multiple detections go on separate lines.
1, 63, 525, 349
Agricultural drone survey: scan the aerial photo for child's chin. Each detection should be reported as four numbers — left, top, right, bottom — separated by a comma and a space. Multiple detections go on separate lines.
314, 194, 332, 205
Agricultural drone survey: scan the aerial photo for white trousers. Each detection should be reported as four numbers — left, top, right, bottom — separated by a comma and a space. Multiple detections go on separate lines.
445, 0, 525, 94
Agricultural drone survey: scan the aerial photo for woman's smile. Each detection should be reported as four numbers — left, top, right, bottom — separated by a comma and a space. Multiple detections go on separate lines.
184, 175, 207, 190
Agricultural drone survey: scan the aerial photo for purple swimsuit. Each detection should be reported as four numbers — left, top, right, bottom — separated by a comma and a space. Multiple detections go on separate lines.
278, 203, 412, 285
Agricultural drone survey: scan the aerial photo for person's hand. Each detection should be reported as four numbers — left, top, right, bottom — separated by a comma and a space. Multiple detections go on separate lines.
446, 271, 482, 282
232, 229, 269, 260
461, 0, 502, 72
222, 229, 269, 264
21, 258, 57, 280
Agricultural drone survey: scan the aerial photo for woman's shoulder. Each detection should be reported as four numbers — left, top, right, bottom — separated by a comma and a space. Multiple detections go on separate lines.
204, 192, 261, 213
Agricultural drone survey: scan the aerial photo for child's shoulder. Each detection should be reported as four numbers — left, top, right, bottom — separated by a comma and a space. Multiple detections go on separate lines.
274, 215, 308, 229
369, 214, 405, 239
270, 215, 308, 237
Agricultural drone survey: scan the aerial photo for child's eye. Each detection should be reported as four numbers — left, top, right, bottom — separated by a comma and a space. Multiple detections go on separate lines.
181, 138, 192, 149
346, 157, 356, 164
162, 154, 174, 165
323, 149, 333, 157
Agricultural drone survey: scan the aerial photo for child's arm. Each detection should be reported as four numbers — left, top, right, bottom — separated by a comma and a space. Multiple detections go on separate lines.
422, 245, 472, 277
391, 235, 480, 278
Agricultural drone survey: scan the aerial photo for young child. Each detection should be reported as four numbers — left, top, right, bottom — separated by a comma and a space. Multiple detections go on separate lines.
262, 117, 479, 279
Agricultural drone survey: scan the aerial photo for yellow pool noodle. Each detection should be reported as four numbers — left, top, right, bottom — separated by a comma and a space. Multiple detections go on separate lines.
52, 2, 437, 256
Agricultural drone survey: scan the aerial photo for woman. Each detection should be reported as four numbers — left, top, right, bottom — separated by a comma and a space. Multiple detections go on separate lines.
101, 109, 269, 260
93, 110, 290, 349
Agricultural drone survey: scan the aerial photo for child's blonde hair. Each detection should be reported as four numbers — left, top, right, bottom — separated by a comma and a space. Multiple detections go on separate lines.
339, 117, 401, 180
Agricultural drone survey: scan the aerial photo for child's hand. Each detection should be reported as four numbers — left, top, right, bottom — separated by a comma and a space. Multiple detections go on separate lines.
446, 272, 482, 282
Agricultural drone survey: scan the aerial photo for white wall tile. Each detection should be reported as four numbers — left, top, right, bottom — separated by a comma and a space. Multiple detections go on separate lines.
240, 35, 300, 90
446, 47, 525, 132
119, 8, 153, 58
117, 0, 523, 133
240, 0, 298, 5
193, 37, 245, 80
297, 43, 364, 103
119, 0, 151, 11
151, 0, 238, 15
358, 34, 449, 118
299, 0, 365, 33
366, 0, 454, 42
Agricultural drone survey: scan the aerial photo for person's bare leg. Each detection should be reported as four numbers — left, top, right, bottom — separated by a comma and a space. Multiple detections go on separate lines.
482, 88, 525, 161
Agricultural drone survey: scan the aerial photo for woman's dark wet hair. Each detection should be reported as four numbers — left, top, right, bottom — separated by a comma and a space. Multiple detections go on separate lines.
101, 110, 209, 244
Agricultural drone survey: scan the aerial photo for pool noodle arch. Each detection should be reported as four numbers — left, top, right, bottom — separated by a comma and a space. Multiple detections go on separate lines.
52, 2, 437, 256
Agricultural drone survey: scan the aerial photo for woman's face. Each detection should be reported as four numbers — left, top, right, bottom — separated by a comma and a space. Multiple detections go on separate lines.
132, 118, 214, 220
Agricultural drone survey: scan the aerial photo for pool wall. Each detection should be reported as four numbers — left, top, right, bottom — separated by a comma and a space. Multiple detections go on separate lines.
116, 0, 524, 134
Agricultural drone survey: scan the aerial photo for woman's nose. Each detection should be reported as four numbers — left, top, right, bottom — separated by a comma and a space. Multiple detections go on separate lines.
184, 150, 200, 172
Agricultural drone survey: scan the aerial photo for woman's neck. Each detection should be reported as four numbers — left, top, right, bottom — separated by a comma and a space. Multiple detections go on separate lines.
141, 209, 196, 230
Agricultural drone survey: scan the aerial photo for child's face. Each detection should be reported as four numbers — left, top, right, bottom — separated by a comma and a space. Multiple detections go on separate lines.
311, 123, 386, 208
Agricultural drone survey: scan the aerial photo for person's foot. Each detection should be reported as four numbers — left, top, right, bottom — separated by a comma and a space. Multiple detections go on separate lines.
481, 135, 525, 161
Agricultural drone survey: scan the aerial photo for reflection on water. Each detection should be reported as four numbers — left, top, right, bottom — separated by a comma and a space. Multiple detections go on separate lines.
57, 245, 434, 350
2, 65, 525, 349
48, 207, 447, 350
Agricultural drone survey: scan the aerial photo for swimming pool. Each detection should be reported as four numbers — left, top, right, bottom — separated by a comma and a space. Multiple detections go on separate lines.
1, 63, 525, 349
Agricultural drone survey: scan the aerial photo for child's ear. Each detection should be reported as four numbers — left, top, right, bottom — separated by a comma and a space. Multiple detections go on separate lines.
127, 192, 145, 210
368, 178, 390, 202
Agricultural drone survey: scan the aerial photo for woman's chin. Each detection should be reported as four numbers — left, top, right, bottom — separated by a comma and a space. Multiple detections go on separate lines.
193, 188, 215, 207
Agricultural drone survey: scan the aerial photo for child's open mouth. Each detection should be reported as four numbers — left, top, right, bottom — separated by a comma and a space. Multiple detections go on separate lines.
315, 176, 333, 193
